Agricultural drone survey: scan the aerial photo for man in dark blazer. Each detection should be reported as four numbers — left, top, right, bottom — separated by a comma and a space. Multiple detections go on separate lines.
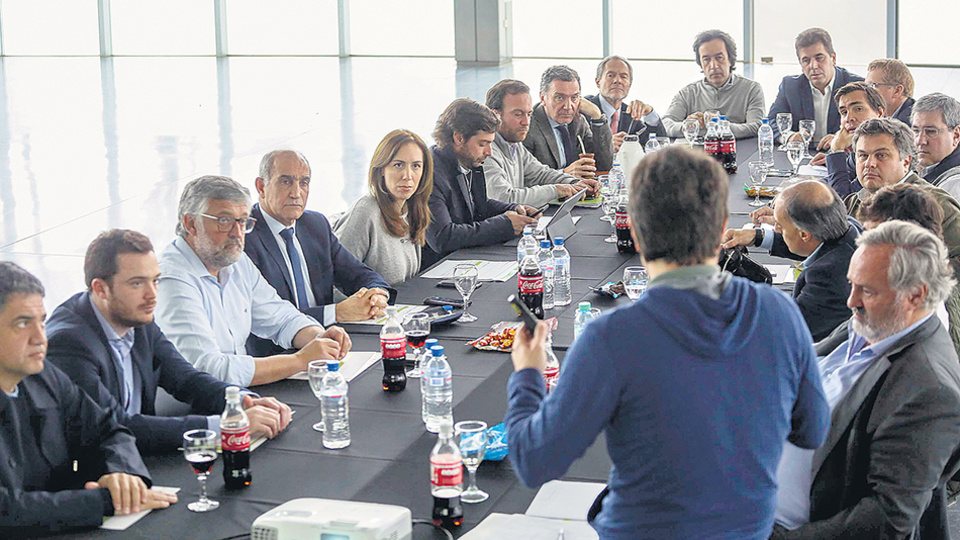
585, 55, 666, 153
524, 65, 613, 179
46, 230, 291, 453
866, 58, 915, 125
767, 28, 863, 146
425, 98, 538, 268
245, 150, 393, 356
770, 221, 960, 539
0, 261, 177, 536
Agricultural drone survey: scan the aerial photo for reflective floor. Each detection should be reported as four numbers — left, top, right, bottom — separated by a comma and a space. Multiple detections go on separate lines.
3, 55, 960, 310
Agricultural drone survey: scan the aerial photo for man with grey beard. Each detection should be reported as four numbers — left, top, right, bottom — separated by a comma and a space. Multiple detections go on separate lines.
156, 175, 352, 387
771, 220, 960, 539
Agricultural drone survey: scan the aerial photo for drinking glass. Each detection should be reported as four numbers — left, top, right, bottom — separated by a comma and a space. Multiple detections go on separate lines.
454, 264, 479, 323
600, 189, 616, 223
776, 113, 793, 151
404, 312, 430, 378
786, 141, 804, 176
455, 420, 489, 504
623, 266, 648, 300
602, 194, 620, 243
682, 118, 700, 146
747, 161, 769, 207
183, 429, 219, 512
307, 359, 328, 432
798, 119, 816, 158
705, 109, 720, 124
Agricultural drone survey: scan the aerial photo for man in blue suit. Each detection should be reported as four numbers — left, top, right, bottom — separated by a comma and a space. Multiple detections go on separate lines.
47, 229, 291, 454
0, 261, 177, 536
245, 150, 393, 357
767, 28, 863, 147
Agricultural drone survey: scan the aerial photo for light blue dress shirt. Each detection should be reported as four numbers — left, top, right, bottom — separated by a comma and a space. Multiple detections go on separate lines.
547, 116, 570, 166
597, 95, 661, 132
88, 294, 140, 415
156, 236, 320, 387
774, 312, 934, 529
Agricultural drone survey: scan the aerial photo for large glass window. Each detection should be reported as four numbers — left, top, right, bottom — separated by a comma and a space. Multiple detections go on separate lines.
1, 0, 99, 55
349, 0, 454, 56
899, 0, 960, 66
513, 0, 602, 58
110, 0, 215, 55
225, 0, 339, 55
609, 1, 741, 61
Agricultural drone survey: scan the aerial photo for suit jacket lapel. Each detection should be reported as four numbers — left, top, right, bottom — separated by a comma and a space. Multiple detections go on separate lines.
799, 75, 815, 122
130, 329, 151, 413
77, 293, 125, 402
457, 172, 475, 219
535, 105, 563, 167
251, 204, 295, 295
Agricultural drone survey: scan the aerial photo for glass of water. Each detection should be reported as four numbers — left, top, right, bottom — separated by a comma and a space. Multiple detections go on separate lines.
747, 161, 769, 207
786, 141, 804, 176
307, 360, 328, 432
602, 193, 620, 243
798, 119, 816, 158
454, 264, 478, 323
682, 118, 700, 146
623, 266, 648, 300
455, 420, 489, 504
776, 112, 792, 151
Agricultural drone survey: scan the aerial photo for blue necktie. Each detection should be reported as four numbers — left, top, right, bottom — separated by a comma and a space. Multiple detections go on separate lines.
556, 123, 577, 168
279, 227, 309, 309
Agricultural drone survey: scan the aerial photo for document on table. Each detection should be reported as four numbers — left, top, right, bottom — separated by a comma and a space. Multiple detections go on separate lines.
538, 215, 582, 230
798, 164, 828, 177
420, 259, 519, 281
766, 264, 799, 284
525, 480, 606, 521
346, 304, 427, 325
462, 513, 598, 540
288, 351, 380, 382
100, 486, 180, 530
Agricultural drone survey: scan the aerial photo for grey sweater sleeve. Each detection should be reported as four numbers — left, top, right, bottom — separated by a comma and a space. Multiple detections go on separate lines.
484, 144, 562, 207
332, 198, 373, 263
662, 86, 693, 138
729, 80, 766, 139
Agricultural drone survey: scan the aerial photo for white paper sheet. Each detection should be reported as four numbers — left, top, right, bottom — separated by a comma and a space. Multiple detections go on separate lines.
344, 304, 427, 325
525, 480, 606, 521
288, 351, 380, 382
798, 164, 828, 177
766, 264, 798, 284
420, 260, 519, 281
100, 486, 180, 530
462, 513, 598, 540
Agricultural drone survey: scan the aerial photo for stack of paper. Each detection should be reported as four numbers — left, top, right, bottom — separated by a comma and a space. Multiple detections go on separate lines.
288, 351, 380, 382
421, 259, 519, 282
462, 480, 605, 539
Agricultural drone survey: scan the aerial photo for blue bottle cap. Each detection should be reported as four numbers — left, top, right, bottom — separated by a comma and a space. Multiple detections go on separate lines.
443, 305, 453, 312
425, 338, 439, 347
553, 237, 564, 246
326, 361, 340, 371
540, 239, 551, 248
431, 345, 445, 356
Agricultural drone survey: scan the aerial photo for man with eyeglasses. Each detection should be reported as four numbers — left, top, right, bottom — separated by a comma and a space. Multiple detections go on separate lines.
156, 175, 351, 387
912, 93, 960, 200
865, 58, 915, 125
244, 150, 392, 357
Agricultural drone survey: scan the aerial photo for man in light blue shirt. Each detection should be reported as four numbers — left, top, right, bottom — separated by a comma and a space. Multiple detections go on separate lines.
156, 175, 351, 387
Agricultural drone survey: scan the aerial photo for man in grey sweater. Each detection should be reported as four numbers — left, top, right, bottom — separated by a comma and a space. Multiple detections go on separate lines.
483, 79, 597, 207
662, 29, 765, 139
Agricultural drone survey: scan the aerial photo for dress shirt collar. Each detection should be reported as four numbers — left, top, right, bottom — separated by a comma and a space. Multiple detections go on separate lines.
703, 73, 737, 90
458, 164, 470, 176
809, 76, 834, 98
802, 241, 825, 269
844, 311, 934, 363
494, 132, 519, 159
598, 95, 620, 118
172, 236, 235, 285
547, 116, 567, 129
260, 205, 295, 238
5, 386, 17, 398
88, 292, 133, 343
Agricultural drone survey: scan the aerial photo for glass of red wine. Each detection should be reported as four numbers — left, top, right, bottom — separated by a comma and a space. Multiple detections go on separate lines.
183, 429, 220, 512
404, 312, 431, 378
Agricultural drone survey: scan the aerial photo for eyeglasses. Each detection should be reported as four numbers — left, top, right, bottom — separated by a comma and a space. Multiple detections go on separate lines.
912, 127, 952, 138
199, 213, 257, 233
866, 81, 897, 89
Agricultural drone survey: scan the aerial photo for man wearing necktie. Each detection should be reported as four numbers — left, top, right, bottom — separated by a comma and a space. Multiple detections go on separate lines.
585, 55, 666, 153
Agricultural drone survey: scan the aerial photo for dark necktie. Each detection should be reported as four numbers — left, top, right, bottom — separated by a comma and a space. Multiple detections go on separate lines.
279, 227, 309, 309
556, 123, 578, 168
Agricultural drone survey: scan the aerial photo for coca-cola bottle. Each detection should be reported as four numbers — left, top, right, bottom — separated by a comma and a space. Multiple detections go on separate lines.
430, 421, 464, 529
704, 117, 720, 161
221, 386, 252, 489
615, 198, 636, 254
543, 331, 560, 391
719, 115, 738, 173
380, 306, 407, 392
518, 250, 544, 318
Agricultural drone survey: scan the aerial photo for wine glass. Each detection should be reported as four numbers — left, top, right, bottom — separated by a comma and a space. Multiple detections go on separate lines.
602, 193, 620, 243
682, 118, 700, 146
776, 113, 792, 151
798, 119, 816, 159
454, 264, 478, 323
455, 420, 489, 504
404, 312, 430, 378
786, 141, 804, 176
600, 189, 616, 224
183, 429, 220, 512
747, 161, 769, 207
307, 360, 327, 432
623, 266, 648, 300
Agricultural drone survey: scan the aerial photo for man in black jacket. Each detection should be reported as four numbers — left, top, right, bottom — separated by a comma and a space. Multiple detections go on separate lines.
425, 98, 538, 268
0, 261, 177, 536
46, 229, 291, 454
585, 55, 665, 152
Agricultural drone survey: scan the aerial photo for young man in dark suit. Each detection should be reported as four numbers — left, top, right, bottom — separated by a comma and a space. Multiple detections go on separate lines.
585, 55, 666, 152
46, 229, 291, 453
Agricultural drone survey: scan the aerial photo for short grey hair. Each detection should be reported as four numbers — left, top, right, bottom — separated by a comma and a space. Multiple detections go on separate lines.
912, 93, 960, 130
777, 181, 849, 242
540, 65, 580, 95
853, 117, 917, 164
596, 55, 632, 80
0, 261, 44, 311
258, 150, 311, 182
857, 219, 956, 310
175, 175, 251, 237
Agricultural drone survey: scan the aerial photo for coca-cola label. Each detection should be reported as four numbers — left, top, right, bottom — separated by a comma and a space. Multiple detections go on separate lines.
720, 139, 737, 153
381, 335, 406, 359
615, 211, 630, 228
430, 455, 463, 487
704, 139, 719, 154
518, 274, 543, 294
221, 426, 251, 451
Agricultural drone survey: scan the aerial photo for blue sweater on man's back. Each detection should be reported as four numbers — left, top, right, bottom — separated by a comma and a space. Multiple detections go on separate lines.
506, 272, 830, 539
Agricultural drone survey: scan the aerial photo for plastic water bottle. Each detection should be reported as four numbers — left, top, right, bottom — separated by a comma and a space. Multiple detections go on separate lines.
644, 133, 661, 153
421, 338, 439, 424
538, 239, 555, 310
574, 301, 595, 341
424, 345, 453, 433
516, 227, 538, 264
758, 117, 775, 166
543, 331, 561, 391
609, 162, 624, 193
552, 237, 571, 306
321, 361, 350, 449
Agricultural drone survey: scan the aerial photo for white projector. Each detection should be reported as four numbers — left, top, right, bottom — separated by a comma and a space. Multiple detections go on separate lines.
251, 498, 412, 540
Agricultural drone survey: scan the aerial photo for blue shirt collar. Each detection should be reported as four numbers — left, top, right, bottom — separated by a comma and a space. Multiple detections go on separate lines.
88, 293, 135, 344
5, 386, 18, 398
802, 241, 824, 268
846, 312, 935, 362
598, 95, 619, 118
547, 116, 567, 129
260, 205, 294, 238
172, 236, 235, 285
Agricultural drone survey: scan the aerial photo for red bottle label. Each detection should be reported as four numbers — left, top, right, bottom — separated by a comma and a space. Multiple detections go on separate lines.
720, 139, 737, 153
430, 455, 463, 487
381, 335, 407, 359
221, 426, 251, 451
704, 140, 719, 154
614, 211, 630, 228
518, 274, 543, 294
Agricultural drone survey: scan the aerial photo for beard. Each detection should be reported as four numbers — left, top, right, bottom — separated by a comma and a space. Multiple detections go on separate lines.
851, 296, 910, 343
109, 298, 154, 328
194, 232, 244, 270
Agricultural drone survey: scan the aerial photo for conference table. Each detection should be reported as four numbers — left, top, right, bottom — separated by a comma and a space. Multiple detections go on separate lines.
61, 138, 798, 539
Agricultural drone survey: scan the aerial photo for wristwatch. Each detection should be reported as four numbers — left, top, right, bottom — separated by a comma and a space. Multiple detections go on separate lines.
590, 115, 608, 127
753, 227, 764, 248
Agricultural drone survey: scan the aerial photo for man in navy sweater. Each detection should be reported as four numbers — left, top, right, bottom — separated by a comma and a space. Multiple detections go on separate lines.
507, 146, 830, 539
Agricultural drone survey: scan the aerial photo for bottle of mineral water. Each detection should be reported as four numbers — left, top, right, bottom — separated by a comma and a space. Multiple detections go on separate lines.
573, 301, 595, 341
321, 361, 350, 449
424, 345, 453, 433
644, 133, 662, 153
538, 239, 555, 310
517, 227, 538, 264
758, 117, 775, 166
421, 338, 439, 424
552, 237, 572, 306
